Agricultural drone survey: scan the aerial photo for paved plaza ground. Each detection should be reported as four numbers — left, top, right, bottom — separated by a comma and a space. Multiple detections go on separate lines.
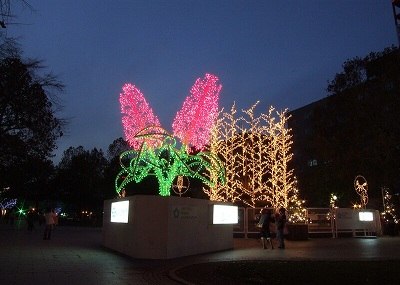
1, 222, 399, 284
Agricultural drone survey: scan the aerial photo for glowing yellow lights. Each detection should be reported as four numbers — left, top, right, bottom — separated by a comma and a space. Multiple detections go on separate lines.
381, 186, 398, 224
172, 175, 190, 197
330, 193, 338, 209
354, 175, 368, 209
288, 178, 307, 223
204, 101, 305, 222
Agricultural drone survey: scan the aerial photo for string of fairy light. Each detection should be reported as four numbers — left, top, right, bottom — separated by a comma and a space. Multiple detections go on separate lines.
203, 101, 306, 222
354, 175, 368, 209
287, 177, 307, 223
0, 198, 17, 215
381, 186, 398, 223
0, 187, 17, 215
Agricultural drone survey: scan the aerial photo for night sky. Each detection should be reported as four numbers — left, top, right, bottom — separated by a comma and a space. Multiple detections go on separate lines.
6, 1, 398, 162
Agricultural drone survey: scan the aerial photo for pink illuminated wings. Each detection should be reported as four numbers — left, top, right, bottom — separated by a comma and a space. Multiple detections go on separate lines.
172, 74, 222, 150
120, 74, 221, 151
120, 84, 161, 150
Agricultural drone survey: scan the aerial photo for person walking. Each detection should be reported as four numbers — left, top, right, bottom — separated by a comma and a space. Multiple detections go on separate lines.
276, 207, 287, 249
257, 209, 275, 249
43, 208, 56, 240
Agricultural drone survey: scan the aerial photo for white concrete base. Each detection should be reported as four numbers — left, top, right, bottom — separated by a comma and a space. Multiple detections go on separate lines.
102, 195, 234, 259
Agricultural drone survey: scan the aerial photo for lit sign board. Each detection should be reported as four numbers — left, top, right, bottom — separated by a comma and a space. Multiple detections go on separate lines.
213, 205, 238, 224
359, 212, 373, 221
111, 200, 129, 223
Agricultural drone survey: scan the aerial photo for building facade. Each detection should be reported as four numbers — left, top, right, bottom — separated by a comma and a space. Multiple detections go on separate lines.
288, 48, 400, 208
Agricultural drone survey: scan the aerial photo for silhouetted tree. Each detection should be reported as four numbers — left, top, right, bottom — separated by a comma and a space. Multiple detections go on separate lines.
0, 41, 66, 197
0, 0, 34, 39
107, 137, 130, 160
55, 146, 108, 212
103, 138, 130, 199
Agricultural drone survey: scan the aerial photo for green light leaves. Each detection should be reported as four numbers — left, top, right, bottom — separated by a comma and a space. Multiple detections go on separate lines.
115, 127, 225, 196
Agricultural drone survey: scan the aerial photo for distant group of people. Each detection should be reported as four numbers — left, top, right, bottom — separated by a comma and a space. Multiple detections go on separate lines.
257, 207, 287, 249
2, 207, 58, 240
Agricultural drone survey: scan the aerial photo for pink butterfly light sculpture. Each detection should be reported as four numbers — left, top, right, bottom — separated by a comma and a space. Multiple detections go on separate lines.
116, 73, 225, 196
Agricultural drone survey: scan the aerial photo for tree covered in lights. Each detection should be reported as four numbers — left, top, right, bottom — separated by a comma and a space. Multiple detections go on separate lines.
115, 74, 225, 196
205, 102, 304, 215
273, 109, 296, 209
238, 103, 272, 207
287, 177, 306, 223
203, 103, 243, 203
381, 186, 398, 224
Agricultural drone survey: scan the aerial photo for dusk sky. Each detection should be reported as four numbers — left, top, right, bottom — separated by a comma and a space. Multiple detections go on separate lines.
7, 1, 399, 163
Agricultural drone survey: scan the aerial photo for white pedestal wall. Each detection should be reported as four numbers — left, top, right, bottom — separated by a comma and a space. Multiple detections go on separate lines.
102, 195, 234, 259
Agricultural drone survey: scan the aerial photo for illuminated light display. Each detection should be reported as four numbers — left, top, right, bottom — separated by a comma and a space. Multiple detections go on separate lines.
0, 187, 17, 212
172, 175, 190, 197
203, 103, 242, 203
330, 193, 338, 209
273, 108, 296, 210
116, 74, 225, 196
120, 83, 161, 150
172, 73, 221, 151
354, 175, 368, 209
0, 198, 17, 211
115, 126, 225, 196
287, 178, 307, 223
381, 186, 398, 223
204, 102, 304, 220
